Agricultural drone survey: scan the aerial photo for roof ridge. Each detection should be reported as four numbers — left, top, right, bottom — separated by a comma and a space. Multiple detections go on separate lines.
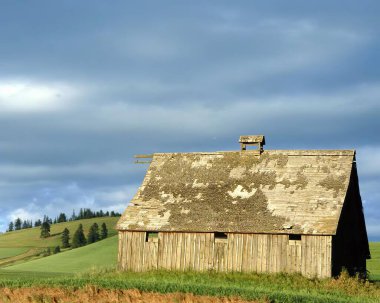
152, 149, 355, 156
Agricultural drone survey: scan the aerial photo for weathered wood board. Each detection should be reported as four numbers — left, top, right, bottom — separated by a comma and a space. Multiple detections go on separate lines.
118, 231, 332, 278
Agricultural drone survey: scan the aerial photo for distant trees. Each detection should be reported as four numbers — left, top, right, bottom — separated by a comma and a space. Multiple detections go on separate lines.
61, 228, 70, 248
14, 218, 22, 230
75, 208, 121, 220
57, 213, 67, 223
87, 223, 100, 244
43, 215, 52, 225
72, 224, 86, 248
22, 220, 32, 229
8, 222, 14, 232
6, 208, 121, 233
101, 223, 108, 239
40, 221, 51, 238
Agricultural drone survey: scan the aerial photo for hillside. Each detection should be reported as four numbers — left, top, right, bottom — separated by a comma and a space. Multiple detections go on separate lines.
2, 235, 118, 273
0, 216, 120, 267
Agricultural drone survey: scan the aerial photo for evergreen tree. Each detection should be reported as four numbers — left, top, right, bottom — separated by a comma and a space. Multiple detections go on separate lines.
40, 221, 50, 238
70, 209, 76, 221
87, 223, 100, 244
57, 213, 67, 223
22, 220, 28, 229
101, 222, 108, 239
8, 222, 14, 232
34, 219, 42, 227
61, 228, 70, 248
53, 246, 60, 254
14, 218, 22, 230
72, 224, 86, 248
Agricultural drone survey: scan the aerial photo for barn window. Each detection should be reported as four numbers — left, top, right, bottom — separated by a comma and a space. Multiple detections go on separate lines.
289, 234, 301, 241
214, 232, 228, 243
146, 232, 159, 243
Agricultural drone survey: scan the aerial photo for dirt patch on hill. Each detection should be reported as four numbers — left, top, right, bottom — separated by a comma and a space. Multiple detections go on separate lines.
0, 286, 266, 303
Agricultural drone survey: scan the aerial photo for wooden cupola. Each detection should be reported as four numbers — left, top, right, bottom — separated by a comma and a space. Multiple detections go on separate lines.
239, 135, 265, 154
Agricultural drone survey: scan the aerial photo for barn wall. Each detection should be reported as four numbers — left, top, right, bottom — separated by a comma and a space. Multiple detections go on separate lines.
118, 231, 332, 278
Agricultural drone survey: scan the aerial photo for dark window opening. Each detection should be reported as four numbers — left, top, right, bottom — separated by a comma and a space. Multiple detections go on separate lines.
146, 232, 158, 242
214, 232, 228, 240
289, 234, 301, 241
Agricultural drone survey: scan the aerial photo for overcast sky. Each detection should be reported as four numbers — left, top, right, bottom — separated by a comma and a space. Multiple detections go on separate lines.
0, 1, 379, 239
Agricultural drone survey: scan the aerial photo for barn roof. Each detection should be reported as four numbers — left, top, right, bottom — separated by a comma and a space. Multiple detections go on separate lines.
117, 149, 355, 235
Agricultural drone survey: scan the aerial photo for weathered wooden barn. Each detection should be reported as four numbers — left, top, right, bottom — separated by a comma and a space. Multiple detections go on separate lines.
117, 135, 370, 278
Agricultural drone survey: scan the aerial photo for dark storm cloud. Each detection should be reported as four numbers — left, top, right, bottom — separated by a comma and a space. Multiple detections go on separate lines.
0, 1, 379, 238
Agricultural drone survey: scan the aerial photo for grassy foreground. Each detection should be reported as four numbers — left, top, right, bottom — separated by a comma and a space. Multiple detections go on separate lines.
0, 270, 379, 303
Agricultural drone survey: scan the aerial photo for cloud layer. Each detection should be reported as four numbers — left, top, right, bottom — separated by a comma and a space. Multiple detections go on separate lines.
0, 1, 379, 239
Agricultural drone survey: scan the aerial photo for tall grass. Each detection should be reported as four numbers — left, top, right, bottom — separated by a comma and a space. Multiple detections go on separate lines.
0, 269, 379, 303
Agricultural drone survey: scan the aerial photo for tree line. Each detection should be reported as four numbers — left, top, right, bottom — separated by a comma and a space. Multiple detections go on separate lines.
7, 208, 121, 232
61, 222, 108, 248
39, 221, 108, 255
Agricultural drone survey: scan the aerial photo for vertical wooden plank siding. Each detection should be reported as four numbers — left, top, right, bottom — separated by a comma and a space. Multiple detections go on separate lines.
118, 231, 333, 278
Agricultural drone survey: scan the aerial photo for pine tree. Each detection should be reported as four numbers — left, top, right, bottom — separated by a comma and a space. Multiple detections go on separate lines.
34, 219, 42, 227
101, 222, 108, 239
8, 222, 14, 232
70, 209, 76, 221
40, 221, 51, 238
14, 218, 22, 230
87, 223, 100, 244
72, 224, 86, 248
53, 246, 60, 254
61, 228, 70, 248
57, 213, 67, 223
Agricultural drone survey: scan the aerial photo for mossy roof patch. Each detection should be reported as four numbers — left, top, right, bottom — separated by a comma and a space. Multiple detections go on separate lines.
117, 150, 355, 235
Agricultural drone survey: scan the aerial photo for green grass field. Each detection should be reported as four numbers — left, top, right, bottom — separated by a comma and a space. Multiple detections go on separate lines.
368, 242, 380, 281
2, 235, 118, 274
0, 247, 28, 259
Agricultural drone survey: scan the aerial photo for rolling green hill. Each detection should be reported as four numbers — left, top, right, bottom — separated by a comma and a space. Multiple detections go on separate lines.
2, 235, 118, 274
0, 216, 120, 268
0, 217, 119, 248
0, 247, 29, 260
